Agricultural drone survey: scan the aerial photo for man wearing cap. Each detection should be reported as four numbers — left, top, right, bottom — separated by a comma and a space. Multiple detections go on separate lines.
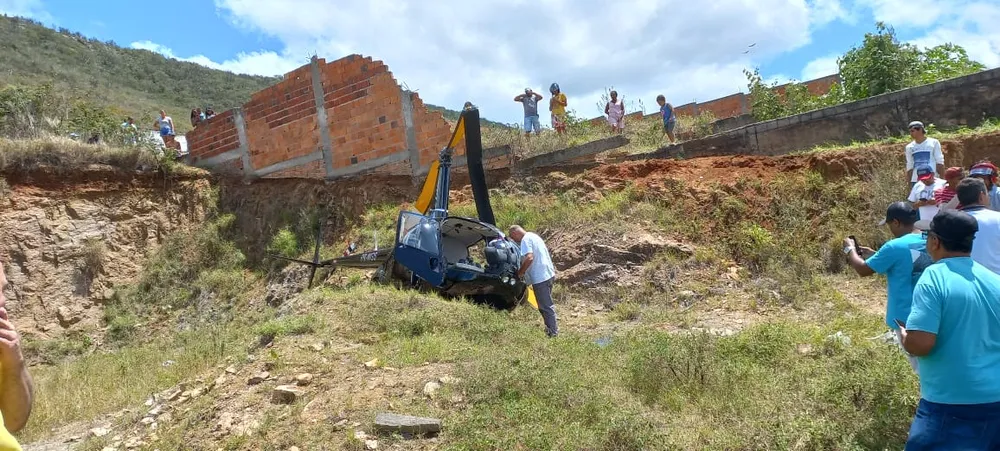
933, 167, 964, 212
844, 202, 933, 372
969, 161, 1000, 211
956, 177, 1000, 275
514, 88, 543, 138
908, 166, 946, 224
904, 121, 945, 188
898, 209, 1000, 449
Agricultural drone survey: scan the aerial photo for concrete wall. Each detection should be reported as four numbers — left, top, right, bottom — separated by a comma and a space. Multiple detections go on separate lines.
186, 55, 462, 180
637, 67, 1000, 160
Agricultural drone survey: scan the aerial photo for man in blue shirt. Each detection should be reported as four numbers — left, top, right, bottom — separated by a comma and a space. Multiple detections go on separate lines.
844, 201, 932, 372
656, 94, 676, 144
899, 209, 1000, 449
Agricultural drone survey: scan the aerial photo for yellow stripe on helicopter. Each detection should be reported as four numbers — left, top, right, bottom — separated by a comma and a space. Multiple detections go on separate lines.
414, 114, 466, 215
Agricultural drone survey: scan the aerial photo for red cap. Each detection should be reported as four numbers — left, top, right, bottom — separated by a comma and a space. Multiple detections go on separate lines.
944, 167, 964, 179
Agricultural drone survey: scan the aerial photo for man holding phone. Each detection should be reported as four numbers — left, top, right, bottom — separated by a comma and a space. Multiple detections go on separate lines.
844, 202, 932, 372
898, 210, 1000, 448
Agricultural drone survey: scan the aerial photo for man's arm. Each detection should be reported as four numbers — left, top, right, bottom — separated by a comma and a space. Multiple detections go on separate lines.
902, 282, 941, 357
534, 92, 543, 101
899, 326, 936, 356
934, 141, 945, 177
845, 248, 876, 277
905, 147, 914, 181
518, 252, 534, 278
0, 313, 32, 433
514, 95, 524, 102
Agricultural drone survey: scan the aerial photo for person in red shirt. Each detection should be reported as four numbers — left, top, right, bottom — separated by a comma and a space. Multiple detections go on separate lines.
935, 167, 965, 211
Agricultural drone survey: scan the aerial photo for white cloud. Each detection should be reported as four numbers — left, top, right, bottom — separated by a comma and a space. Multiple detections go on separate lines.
198, 0, 850, 125
0, 0, 54, 24
809, 0, 853, 26
130, 40, 302, 76
801, 54, 840, 80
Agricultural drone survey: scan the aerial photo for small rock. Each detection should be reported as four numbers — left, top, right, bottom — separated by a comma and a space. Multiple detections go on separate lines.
272, 385, 304, 404
214, 375, 227, 387
248, 372, 270, 385
174, 396, 190, 405
65, 435, 82, 443
164, 389, 183, 401
797, 344, 814, 355
190, 387, 206, 399
332, 418, 349, 430
225, 366, 237, 374
162, 360, 176, 367
140, 417, 155, 426
438, 375, 461, 385
123, 437, 143, 449
144, 397, 154, 407
364, 358, 379, 369
295, 373, 314, 386
56, 306, 82, 328
91, 427, 110, 437
148, 405, 164, 417
593, 305, 605, 312
289, 447, 301, 451
423, 381, 442, 397
354, 430, 368, 440
365, 439, 379, 450
310, 343, 325, 352
374, 412, 442, 435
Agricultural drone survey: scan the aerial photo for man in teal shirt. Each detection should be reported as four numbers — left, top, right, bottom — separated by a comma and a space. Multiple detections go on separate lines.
844, 201, 932, 372
899, 209, 1000, 449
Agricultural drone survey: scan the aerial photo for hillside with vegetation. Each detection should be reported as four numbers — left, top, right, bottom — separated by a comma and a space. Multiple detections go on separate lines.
0, 15, 473, 136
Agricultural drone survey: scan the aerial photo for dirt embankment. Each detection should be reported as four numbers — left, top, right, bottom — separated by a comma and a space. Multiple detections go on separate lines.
1, 166, 211, 340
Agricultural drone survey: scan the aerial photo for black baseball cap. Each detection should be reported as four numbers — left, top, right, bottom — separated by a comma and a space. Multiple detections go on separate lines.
879, 201, 919, 226
928, 209, 978, 246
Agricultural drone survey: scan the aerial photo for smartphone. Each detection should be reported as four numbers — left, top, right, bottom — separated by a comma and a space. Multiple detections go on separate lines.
849, 235, 860, 251
894, 318, 906, 329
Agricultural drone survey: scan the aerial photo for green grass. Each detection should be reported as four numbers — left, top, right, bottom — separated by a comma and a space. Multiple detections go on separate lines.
0, 136, 203, 176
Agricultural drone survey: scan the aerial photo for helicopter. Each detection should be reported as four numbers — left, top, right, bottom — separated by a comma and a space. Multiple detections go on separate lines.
270, 106, 530, 310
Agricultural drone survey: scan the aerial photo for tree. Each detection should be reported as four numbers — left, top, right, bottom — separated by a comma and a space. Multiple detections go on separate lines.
837, 22, 921, 101
915, 43, 986, 85
744, 68, 786, 121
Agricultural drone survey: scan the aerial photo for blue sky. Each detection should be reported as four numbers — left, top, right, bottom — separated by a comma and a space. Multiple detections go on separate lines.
3, 0, 999, 125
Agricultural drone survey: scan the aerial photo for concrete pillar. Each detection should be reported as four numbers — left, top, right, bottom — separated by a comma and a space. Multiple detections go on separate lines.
739, 94, 748, 115
400, 89, 422, 179
233, 108, 254, 177
308, 55, 336, 178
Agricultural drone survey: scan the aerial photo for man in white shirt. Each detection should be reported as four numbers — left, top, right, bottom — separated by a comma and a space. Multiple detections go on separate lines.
909, 166, 947, 224
508, 225, 558, 337
956, 178, 1000, 274
904, 121, 945, 188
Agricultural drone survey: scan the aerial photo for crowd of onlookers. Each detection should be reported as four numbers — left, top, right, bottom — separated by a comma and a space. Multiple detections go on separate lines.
845, 120, 1000, 448
513, 84, 678, 144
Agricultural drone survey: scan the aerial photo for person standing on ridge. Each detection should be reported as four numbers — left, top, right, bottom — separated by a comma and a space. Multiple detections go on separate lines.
508, 225, 558, 337
549, 83, 568, 135
969, 161, 1000, 211
605, 90, 625, 134
155, 110, 174, 137
514, 88, 543, 138
899, 210, 1000, 449
904, 121, 945, 188
657, 94, 676, 144
844, 202, 933, 372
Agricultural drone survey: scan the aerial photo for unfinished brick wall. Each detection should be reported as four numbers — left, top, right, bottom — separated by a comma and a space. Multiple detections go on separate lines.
186, 54, 463, 181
